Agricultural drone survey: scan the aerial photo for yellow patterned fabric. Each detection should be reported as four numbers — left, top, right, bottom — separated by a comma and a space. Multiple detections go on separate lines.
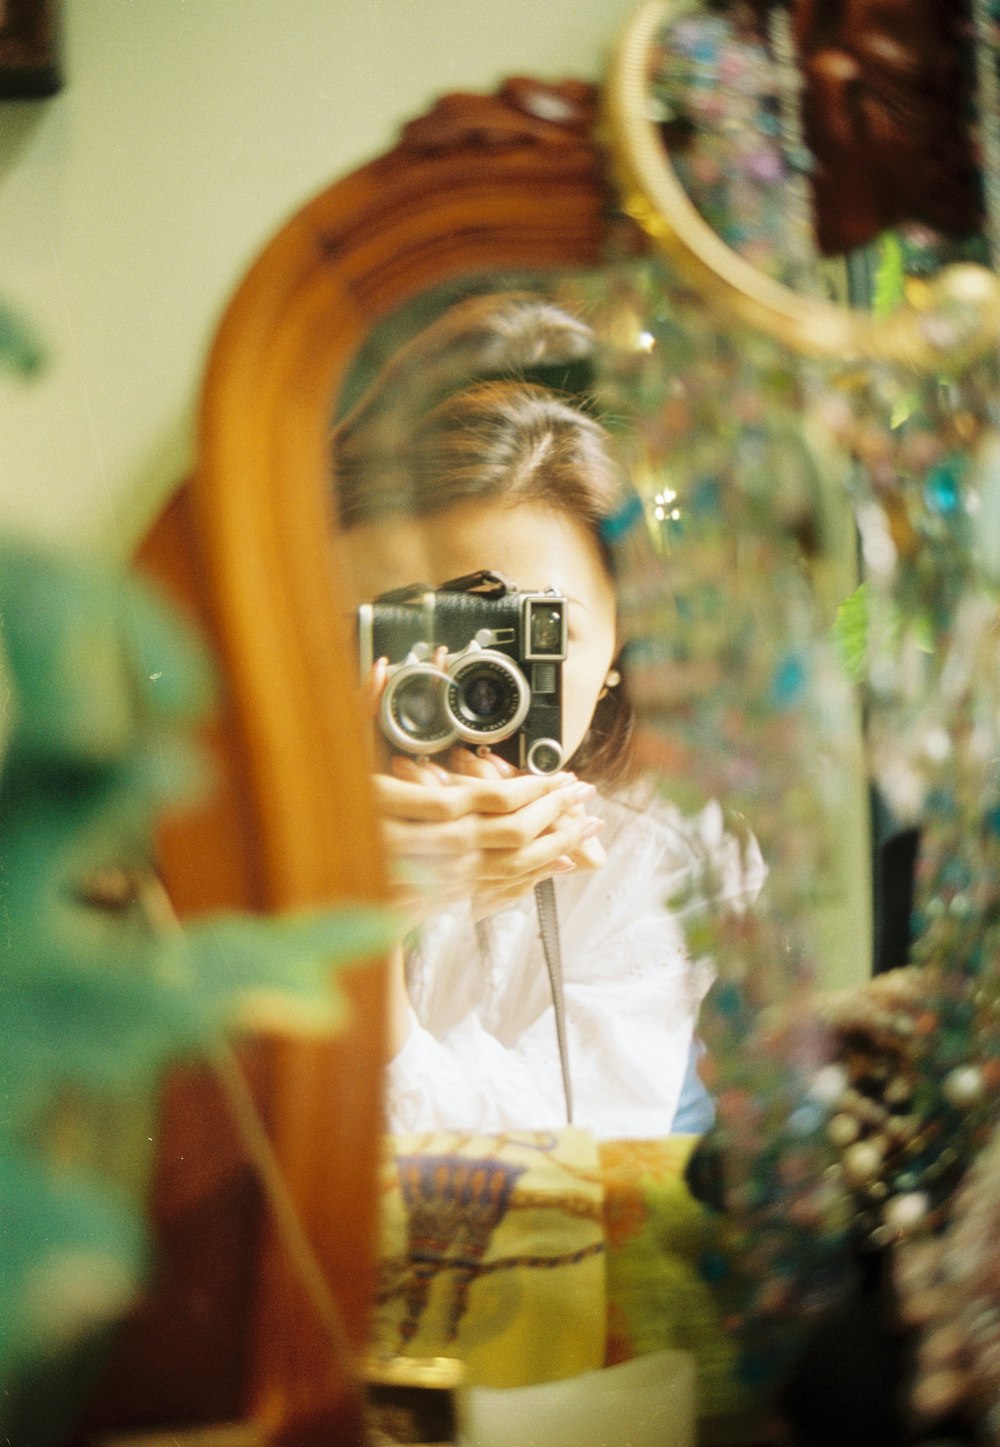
375, 1127, 764, 1428
376, 1128, 605, 1388
599, 1136, 757, 1427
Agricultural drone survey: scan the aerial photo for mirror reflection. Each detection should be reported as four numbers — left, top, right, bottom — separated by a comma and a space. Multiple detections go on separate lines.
331, 285, 765, 1141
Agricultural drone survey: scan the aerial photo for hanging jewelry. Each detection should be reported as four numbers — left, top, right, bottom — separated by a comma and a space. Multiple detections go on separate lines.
605, 0, 1000, 364
972, 0, 1000, 271
764, 2, 821, 297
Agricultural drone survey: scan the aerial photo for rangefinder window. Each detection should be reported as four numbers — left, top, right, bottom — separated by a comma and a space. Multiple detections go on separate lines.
525, 597, 567, 659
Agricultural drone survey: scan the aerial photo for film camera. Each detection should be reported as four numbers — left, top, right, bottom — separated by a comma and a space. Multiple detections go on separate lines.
358, 570, 566, 775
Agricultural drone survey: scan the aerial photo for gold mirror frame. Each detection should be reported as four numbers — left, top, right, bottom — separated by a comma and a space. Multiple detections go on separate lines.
604, 0, 1000, 367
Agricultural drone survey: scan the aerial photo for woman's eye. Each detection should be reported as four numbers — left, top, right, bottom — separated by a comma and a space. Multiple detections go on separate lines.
75, 866, 144, 916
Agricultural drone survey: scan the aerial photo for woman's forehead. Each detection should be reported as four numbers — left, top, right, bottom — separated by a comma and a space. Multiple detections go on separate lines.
350, 499, 608, 586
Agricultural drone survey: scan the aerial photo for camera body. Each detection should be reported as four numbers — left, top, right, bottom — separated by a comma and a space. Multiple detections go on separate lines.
358, 570, 566, 775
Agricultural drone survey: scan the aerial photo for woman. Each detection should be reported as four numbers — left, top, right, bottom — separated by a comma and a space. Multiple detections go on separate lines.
334, 296, 761, 1139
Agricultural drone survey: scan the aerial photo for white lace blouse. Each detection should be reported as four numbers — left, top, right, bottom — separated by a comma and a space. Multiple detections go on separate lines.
385, 784, 764, 1140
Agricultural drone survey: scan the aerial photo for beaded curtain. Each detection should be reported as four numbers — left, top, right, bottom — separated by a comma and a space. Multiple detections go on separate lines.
568, 0, 1000, 1413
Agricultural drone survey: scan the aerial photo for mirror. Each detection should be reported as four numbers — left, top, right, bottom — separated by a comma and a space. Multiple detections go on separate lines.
132, 60, 866, 1432
330, 270, 743, 1144
605, 0, 1000, 364
325, 251, 879, 1413
326, 253, 868, 1141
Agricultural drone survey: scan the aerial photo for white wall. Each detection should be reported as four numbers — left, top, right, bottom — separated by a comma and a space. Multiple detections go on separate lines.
0, 0, 636, 556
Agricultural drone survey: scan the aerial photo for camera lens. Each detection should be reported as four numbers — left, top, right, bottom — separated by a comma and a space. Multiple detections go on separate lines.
395, 675, 448, 733
380, 663, 455, 754
455, 665, 516, 728
446, 651, 530, 744
463, 672, 504, 720
526, 738, 563, 775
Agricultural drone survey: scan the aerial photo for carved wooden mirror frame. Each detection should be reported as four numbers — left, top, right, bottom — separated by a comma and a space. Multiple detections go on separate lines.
121, 77, 627, 1443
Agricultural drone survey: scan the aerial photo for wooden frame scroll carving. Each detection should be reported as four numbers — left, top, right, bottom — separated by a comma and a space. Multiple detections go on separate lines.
123, 78, 619, 1444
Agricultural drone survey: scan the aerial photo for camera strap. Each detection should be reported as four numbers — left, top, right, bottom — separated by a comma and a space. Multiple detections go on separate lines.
534, 877, 573, 1126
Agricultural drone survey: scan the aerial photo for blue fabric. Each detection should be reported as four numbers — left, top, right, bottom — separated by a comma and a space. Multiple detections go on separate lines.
670, 1038, 715, 1135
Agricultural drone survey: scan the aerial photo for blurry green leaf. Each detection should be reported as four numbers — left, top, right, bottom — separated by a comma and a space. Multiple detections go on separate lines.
0, 302, 45, 378
0, 546, 215, 769
181, 905, 399, 1033
831, 583, 869, 683
0, 538, 400, 1396
0, 1143, 145, 1378
0, 906, 398, 1123
873, 234, 906, 318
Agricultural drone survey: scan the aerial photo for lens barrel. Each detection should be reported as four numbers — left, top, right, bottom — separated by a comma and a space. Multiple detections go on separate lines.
379, 663, 455, 754
446, 651, 530, 744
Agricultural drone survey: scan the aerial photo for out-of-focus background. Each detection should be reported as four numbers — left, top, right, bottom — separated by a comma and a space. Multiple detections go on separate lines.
0, 0, 635, 556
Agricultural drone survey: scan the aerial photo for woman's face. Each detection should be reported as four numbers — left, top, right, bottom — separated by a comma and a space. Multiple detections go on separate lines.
341, 497, 618, 768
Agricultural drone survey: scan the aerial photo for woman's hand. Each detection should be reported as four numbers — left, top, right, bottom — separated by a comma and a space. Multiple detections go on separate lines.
363, 657, 606, 921
375, 750, 605, 922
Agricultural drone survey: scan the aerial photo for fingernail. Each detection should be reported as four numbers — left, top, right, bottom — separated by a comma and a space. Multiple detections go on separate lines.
580, 817, 606, 841
567, 781, 597, 805
487, 753, 517, 777
548, 857, 577, 875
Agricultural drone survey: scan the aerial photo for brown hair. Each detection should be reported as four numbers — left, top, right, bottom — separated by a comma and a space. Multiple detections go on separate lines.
337, 379, 616, 528
332, 300, 636, 787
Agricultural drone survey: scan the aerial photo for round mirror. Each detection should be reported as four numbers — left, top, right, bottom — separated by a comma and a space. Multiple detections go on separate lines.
605, 0, 1000, 366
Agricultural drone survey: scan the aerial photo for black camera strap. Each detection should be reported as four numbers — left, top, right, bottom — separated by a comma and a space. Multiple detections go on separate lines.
534, 877, 573, 1126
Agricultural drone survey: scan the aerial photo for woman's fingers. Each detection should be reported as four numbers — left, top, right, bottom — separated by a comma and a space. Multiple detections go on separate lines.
470, 816, 607, 916
372, 768, 581, 826
445, 747, 517, 780
475, 781, 596, 850
386, 844, 485, 894
390, 754, 452, 786
372, 751, 606, 921
360, 657, 388, 718
477, 810, 606, 881
568, 835, 608, 870
555, 800, 609, 871
377, 778, 596, 856
471, 857, 577, 919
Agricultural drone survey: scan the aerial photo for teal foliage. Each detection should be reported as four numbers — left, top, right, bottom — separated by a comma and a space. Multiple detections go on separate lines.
0, 1143, 147, 1371
0, 546, 215, 771
0, 543, 396, 1390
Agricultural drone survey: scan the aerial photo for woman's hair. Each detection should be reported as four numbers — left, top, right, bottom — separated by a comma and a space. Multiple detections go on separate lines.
332, 295, 636, 787
335, 289, 596, 438
336, 379, 619, 531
